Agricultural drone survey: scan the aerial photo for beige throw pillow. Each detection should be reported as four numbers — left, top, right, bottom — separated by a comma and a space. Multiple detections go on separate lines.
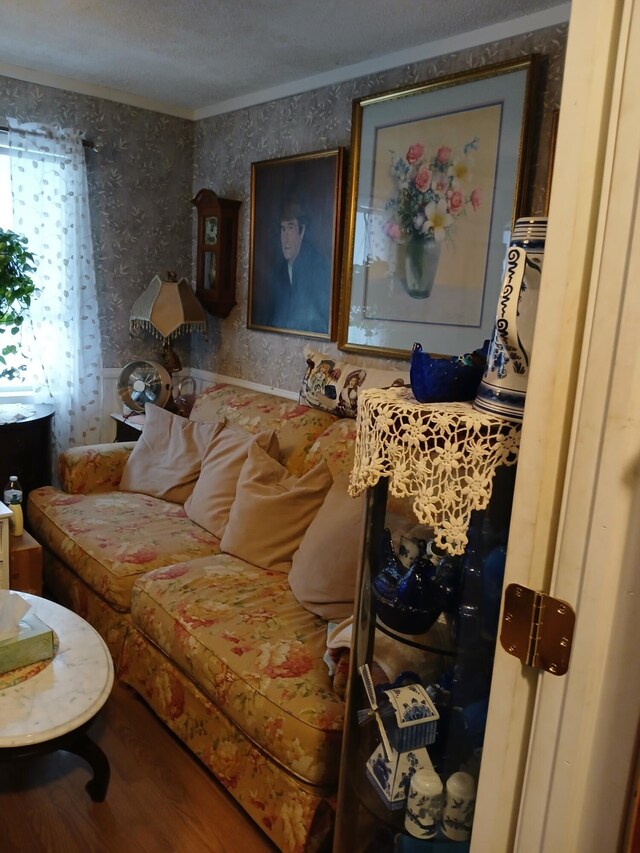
119, 404, 224, 504
184, 425, 279, 538
288, 476, 363, 620
220, 442, 333, 573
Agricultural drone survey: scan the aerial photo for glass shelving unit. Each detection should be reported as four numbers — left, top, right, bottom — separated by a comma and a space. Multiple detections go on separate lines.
333, 387, 520, 852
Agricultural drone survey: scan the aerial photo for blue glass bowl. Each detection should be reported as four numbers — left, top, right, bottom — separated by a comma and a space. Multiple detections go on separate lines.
409, 341, 488, 404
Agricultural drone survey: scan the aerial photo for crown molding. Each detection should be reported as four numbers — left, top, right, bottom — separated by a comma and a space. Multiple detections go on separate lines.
192, 4, 571, 120
0, 62, 192, 120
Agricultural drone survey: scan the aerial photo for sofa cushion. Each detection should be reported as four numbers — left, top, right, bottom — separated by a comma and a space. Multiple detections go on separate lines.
28, 486, 221, 611
120, 404, 225, 504
189, 382, 336, 475
299, 345, 408, 418
220, 443, 333, 573
184, 426, 279, 538
289, 476, 363, 621
129, 555, 345, 787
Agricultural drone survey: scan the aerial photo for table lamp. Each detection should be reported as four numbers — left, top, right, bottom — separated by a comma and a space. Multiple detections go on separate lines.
129, 272, 207, 373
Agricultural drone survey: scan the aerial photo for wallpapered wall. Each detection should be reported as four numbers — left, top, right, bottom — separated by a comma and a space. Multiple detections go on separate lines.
192, 24, 567, 392
0, 76, 195, 369
1, 22, 566, 393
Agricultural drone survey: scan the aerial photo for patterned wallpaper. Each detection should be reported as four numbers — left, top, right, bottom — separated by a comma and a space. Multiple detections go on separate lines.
1, 22, 566, 393
192, 23, 567, 392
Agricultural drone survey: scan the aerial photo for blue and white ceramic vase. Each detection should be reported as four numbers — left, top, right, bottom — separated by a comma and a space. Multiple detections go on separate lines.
473, 217, 547, 421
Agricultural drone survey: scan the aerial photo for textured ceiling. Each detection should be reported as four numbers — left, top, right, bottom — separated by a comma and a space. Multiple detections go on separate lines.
0, 0, 567, 116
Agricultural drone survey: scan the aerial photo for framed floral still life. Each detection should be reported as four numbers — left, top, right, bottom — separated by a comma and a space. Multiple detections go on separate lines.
248, 148, 346, 339
339, 57, 537, 358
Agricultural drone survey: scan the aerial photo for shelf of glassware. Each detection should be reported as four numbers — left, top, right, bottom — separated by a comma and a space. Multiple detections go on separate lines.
333, 387, 521, 853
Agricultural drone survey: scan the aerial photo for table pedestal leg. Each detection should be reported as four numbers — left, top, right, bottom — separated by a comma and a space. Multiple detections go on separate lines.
0, 714, 110, 801
61, 728, 110, 801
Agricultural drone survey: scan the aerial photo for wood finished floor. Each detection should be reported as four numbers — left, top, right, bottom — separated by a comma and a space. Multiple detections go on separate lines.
0, 682, 277, 853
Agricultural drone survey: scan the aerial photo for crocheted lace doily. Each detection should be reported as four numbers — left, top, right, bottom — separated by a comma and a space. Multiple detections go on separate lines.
349, 386, 521, 555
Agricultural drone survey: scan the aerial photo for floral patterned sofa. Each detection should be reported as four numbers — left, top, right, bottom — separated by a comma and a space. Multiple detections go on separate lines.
27, 382, 362, 853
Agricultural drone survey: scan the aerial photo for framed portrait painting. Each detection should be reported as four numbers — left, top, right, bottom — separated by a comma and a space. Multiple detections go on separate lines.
248, 148, 346, 339
338, 57, 537, 358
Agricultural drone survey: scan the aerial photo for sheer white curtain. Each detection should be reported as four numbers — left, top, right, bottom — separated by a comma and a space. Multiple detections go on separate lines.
8, 118, 103, 464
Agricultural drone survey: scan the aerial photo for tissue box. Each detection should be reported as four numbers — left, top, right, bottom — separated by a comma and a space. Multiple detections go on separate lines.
0, 611, 54, 674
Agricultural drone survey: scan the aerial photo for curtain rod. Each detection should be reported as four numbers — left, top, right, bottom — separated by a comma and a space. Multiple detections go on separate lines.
0, 125, 95, 149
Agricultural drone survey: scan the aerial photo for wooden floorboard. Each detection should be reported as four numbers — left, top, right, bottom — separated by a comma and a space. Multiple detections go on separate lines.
0, 682, 277, 853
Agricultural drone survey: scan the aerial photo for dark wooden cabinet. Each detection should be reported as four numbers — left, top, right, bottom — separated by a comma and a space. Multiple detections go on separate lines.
0, 404, 55, 512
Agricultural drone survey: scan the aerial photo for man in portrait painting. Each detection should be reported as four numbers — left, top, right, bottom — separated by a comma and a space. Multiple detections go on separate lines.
256, 198, 331, 334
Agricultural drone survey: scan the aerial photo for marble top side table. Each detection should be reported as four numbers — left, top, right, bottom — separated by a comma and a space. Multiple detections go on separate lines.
0, 593, 114, 800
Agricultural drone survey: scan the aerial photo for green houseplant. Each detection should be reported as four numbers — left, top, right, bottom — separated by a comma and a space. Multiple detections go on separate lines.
0, 228, 37, 381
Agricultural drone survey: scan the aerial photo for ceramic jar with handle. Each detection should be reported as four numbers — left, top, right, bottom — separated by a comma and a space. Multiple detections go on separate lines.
473, 217, 547, 421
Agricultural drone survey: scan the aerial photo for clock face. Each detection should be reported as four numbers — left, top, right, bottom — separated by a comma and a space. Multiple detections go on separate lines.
204, 215, 218, 245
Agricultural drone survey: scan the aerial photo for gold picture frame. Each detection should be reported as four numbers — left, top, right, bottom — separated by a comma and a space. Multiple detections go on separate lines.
338, 57, 537, 358
544, 108, 560, 216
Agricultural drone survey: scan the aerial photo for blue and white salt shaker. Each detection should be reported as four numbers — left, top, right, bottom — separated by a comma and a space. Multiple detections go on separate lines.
441, 771, 476, 841
404, 768, 443, 839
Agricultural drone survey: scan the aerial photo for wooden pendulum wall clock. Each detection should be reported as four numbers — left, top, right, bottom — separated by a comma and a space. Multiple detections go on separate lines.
192, 188, 241, 318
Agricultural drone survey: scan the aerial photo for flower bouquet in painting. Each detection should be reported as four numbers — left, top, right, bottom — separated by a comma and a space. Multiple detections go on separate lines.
384, 140, 482, 298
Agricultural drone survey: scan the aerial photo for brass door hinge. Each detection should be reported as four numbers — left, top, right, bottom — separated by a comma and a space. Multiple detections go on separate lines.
500, 584, 575, 675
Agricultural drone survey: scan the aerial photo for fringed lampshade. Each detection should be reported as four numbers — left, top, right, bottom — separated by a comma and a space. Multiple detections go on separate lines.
130, 272, 207, 372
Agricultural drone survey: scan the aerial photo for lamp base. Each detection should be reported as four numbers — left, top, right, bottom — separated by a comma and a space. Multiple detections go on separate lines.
161, 341, 182, 374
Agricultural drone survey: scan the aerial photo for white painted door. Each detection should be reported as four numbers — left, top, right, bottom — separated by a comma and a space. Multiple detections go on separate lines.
471, 0, 640, 849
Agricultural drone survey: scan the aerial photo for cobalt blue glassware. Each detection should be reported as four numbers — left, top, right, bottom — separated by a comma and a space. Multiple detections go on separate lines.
409, 341, 488, 404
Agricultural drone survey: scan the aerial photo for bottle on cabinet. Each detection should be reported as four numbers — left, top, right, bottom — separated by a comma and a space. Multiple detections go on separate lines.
3, 475, 24, 535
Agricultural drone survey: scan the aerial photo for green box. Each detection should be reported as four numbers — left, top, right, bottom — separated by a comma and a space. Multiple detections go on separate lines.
0, 611, 54, 674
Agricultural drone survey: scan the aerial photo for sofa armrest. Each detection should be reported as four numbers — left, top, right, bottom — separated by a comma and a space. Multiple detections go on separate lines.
59, 441, 136, 494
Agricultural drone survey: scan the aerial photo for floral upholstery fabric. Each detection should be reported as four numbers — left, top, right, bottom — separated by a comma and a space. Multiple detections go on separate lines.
302, 418, 358, 479
130, 555, 344, 788
43, 551, 134, 662
120, 627, 334, 853
27, 381, 358, 851
58, 440, 135, 493
190, 383, 336, 475
28, 487, 221, 611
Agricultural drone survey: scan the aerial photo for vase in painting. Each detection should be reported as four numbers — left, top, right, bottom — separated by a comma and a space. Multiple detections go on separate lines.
402, 237, 442, 299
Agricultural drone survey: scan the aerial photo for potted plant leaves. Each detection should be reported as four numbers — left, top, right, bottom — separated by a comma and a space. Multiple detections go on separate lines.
0, 228, 37, 381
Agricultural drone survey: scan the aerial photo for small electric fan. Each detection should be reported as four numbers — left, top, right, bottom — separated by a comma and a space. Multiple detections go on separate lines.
117, 360, 172, 413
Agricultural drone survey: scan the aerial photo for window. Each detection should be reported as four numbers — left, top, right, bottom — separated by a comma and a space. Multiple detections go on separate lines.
0, 138, 30, 396
0, 145, 11, 229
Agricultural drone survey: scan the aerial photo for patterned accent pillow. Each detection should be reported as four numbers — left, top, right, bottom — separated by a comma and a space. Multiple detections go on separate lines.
299, 345, 408, 418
